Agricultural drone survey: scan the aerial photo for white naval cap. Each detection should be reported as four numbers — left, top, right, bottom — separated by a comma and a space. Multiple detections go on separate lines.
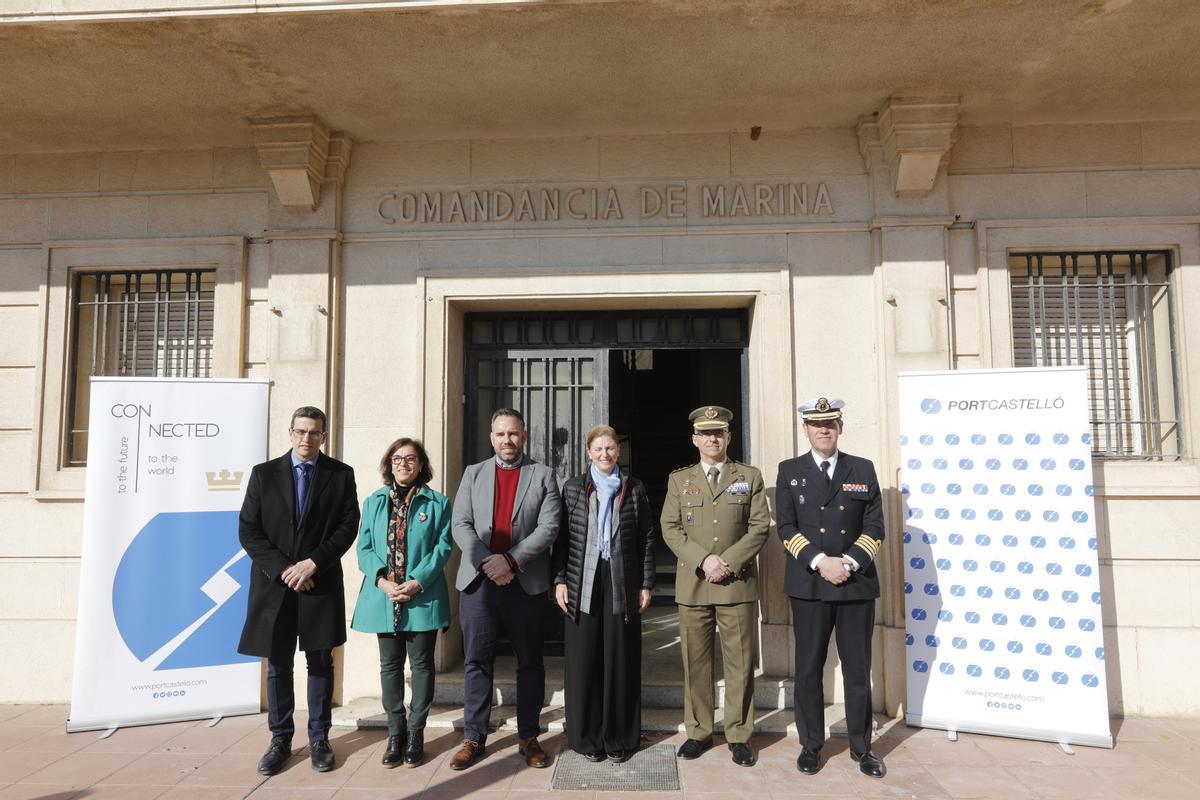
797, 396, 845, 421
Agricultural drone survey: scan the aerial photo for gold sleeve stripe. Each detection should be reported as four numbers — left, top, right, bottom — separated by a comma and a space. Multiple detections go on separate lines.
854, 535, 882, 559
785, 534, 811, 558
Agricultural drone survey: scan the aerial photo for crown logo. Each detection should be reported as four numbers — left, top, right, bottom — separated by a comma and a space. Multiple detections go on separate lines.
816, 397, 830, 412
206, 469, 244, 492
704, 407, 718, 419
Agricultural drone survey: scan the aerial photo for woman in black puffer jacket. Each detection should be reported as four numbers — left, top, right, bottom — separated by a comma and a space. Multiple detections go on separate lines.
553, 424, 657, 763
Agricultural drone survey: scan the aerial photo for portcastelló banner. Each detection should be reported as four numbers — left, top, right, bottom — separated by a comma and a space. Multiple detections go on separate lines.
68, 378, 269, 733
899, 367, 1112, 748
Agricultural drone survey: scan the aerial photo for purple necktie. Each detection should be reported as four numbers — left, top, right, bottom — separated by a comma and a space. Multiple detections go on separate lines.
296, 462, 314, 522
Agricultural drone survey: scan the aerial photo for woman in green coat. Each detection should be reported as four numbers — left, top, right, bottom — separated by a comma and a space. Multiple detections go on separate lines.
351, 437, 452, 768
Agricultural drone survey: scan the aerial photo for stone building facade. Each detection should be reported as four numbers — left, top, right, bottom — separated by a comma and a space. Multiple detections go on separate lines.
2, 1, 1199, 718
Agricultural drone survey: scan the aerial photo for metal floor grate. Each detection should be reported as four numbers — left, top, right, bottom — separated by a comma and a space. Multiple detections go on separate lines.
551, 743, 680, 791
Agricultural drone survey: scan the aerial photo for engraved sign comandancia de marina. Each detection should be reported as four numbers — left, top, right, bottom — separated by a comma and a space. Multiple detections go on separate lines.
375, 181, 834, 225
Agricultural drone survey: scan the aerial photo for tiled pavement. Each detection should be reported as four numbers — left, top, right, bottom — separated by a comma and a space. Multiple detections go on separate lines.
2, 705, 1200, 799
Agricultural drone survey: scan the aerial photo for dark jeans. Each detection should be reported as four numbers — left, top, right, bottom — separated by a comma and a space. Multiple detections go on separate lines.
378, 629, 438, 736
459, 577, 547, 743
266, 592, 333, 745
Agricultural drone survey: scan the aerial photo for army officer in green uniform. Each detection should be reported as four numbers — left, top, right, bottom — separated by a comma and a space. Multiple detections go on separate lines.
661, 405, 770, 767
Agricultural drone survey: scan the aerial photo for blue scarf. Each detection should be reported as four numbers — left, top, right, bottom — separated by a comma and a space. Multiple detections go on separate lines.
590, 463, 622, 560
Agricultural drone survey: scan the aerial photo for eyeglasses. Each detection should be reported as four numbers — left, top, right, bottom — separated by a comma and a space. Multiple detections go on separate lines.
390, 455, 421, 466
291, 428, 325, 440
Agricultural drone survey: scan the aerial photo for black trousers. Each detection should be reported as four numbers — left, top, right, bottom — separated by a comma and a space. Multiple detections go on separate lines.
564, 559, 642, 754
790, 596, 875, 754
266, 590, 333, 744
459, 577, 546, 743
378, 630, 438, 736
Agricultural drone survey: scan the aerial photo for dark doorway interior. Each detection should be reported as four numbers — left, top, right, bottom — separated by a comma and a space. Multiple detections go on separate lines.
608, 348, 745, 598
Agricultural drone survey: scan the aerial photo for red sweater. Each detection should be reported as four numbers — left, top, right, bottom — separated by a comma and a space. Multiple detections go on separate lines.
491, 464, 521, 553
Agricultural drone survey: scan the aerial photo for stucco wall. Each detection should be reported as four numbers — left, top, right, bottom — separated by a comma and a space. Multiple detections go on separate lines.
1, 122, 1198, 717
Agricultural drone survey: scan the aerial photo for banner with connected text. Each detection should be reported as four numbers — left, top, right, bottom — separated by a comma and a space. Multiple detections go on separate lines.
68, 378, 269, 732
899, 367, 1111, 747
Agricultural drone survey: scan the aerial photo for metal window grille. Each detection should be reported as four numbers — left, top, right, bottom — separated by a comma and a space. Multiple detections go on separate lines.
65, 269, 216, 466
1010, 251, 1181, 459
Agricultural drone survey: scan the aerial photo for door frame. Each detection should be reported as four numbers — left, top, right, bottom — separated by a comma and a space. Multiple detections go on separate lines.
419, 267, 797, 674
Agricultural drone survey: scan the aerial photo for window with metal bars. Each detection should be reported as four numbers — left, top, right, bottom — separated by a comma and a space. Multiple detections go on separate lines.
1009, 251, 1181, 459
64, 269, 217, 466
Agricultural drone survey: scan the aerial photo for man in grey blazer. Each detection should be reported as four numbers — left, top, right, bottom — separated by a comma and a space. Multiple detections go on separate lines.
449, 408, 562, 770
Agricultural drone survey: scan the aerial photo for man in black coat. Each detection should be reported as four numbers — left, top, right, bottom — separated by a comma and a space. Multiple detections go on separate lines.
775, 397, 886, 779
238, 406, 359, 775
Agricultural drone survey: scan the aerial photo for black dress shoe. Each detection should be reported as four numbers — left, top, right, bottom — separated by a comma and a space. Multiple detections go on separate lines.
403, 729, 424, 767
310, 739, 335, 772
607, 749, 630, 763
851, 749, 885, 778
257, 741, 292, 776
676, 737, 713, 759
796, 746, 821, 774
582, 749, 605, 762
381, 733, 405, 768
729, 741, 757, 767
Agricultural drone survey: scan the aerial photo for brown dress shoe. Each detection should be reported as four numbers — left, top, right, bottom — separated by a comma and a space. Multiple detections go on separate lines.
449, 739, 484, 771
519, 736, 549, 768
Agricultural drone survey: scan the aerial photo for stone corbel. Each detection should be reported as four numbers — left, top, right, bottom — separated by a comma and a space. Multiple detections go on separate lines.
857, 97, 959, 197
251, 115, 352, 212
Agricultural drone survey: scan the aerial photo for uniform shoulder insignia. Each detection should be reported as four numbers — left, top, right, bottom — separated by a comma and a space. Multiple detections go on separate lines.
669, 465, 694, 474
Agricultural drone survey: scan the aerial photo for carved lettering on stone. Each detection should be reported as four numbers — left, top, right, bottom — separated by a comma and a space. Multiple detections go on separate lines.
376, 181, 834, 225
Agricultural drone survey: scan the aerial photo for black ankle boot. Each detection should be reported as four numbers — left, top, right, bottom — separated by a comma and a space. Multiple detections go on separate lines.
381, 733, 406, 768
403, 729, 424, 767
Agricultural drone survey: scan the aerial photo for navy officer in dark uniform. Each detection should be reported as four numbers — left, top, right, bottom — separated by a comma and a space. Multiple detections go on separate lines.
775, 397, 886, 779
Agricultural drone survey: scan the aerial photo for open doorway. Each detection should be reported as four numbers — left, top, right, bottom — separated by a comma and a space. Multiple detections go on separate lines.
608, 348, 745, 598
462, 309, 749, 655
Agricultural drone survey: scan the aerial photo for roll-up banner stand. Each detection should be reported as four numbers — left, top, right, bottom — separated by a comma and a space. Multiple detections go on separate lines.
899, 367, 1112, 748
68, 378, 269, 733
